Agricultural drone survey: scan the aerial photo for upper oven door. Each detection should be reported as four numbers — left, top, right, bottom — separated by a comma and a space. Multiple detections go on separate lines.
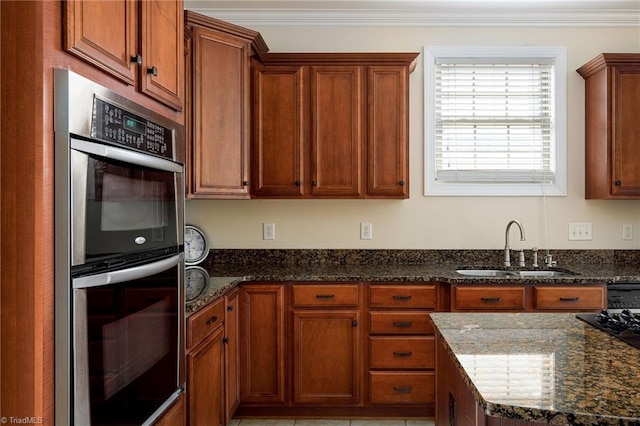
71, 138, 184, 268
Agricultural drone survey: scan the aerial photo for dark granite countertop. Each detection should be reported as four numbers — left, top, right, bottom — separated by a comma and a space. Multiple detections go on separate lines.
185, 252, 640, 315
430, 313, 640, 425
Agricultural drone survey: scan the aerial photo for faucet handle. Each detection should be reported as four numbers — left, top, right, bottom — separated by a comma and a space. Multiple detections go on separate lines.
531, 247, 538, 268
518, 249, 526, 267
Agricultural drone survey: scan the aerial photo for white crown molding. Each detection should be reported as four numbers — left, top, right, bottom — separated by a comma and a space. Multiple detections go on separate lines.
185, 1, 640, 27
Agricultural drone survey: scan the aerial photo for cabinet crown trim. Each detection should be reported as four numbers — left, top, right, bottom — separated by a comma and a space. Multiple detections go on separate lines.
185, 10, 269, 53
256, 52, 420, 73
577, 53, 640, 78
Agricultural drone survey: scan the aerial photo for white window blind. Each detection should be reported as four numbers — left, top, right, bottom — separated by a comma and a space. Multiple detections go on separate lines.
424, 47, 567, 196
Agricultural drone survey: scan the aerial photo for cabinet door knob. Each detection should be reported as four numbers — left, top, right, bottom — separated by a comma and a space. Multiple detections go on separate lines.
243, 181, 249, 186
615, 180, 622, 186
399, 180, 406, 186
147, 66, 158, 76
312, 181, 318, 187
227, 305, 234, 312
131, 54, 142, 65
352, 320, 358, 328
294, 180, 302, 187
223, 337, 229, 344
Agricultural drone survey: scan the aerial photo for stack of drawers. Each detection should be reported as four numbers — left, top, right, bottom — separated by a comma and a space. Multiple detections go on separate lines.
367, 284, 437, 405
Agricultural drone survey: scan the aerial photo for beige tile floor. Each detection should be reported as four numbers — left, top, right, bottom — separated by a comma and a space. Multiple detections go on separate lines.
228, 420, 435, 426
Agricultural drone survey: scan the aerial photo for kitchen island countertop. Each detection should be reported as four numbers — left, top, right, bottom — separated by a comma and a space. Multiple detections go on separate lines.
430, 312, 640, 425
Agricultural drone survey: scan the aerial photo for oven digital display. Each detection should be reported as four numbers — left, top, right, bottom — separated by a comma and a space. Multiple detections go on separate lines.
124, 115, 146, 134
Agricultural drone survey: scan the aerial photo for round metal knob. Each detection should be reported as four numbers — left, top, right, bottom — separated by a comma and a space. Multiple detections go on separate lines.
131, 54, 142, 65
243, 181, 249, 186
615, 180, 622, 186
399, 180, 406, 186
294, 180, 302, 187
312, 181, 318, 187
147, 66, 158, 76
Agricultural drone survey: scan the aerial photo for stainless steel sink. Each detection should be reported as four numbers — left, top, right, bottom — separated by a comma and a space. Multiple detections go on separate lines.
456, 269, 572, 278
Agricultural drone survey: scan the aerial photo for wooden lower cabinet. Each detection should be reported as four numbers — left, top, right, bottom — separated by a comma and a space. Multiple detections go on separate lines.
187, 325, 225, 426
239, 283, 287, 405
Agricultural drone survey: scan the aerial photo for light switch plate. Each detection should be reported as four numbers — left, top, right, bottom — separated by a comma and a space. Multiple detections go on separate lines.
568, 222, 592, 241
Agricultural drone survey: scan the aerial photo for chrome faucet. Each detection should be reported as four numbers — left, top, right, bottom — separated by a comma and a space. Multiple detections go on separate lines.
504, 220, 526, 267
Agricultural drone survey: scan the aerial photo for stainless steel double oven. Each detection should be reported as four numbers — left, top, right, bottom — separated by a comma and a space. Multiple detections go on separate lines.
54, 69, 185, 425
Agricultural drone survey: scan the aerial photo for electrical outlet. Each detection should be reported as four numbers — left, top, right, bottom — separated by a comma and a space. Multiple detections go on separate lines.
568, 222, 592, 241
360, 222, 372, 240
263, 223, 275, 240
623, 224, 633, 240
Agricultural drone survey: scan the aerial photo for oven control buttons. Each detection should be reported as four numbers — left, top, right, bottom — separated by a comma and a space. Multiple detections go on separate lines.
185, 225, 209, 265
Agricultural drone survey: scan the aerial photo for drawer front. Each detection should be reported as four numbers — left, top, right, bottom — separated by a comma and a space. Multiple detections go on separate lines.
452, 286, 525, 311
369, 312, 434, 335
369, 336, 434, 369
187, 297, 225, 350
369, 371, 435, 405
368, 285, 436, 309
291, 284, 360, 307
533, 286, 605, 310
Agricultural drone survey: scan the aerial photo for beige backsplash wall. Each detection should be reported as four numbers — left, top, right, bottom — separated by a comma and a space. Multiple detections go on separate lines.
185, 24, 640, 250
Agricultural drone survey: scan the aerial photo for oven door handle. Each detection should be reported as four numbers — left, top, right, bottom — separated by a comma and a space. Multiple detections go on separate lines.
71, 137, 183, 173
73, 254, 183, 289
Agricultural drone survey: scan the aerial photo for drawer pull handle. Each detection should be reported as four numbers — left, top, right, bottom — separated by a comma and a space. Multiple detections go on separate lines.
393, 321, 413, 328
393, 351, 413, 358
481, 297, 501, 303
393, 386, 413, 393
559, 297, 580, 302
315, 294, 335, 300
393, 295, 412, 302
206, 316, 218, 325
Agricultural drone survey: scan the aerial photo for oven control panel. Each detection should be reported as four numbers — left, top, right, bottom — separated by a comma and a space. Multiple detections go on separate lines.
607, 283, 640, 311
92, 98, 173, 160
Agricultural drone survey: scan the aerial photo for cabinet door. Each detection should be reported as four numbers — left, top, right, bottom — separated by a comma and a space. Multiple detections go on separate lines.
310, 66, 363, 197
612, 66, 640, 196
154, 393, 185, 426
190, 27, 251, 198
224, 289, 240, 422
239, 284, 286, 404
64, 0, 137, 84
366, 66, 409, 198
139, 0, 184, 110
187, 326, 224, 426
252, 65, 305, 197
292, 310, 361, 405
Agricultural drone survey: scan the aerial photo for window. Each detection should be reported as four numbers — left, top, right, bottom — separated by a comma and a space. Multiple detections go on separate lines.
424, 46, 567, 196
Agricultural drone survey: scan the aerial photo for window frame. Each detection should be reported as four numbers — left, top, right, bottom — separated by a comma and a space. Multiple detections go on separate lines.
424, 46, 567, 197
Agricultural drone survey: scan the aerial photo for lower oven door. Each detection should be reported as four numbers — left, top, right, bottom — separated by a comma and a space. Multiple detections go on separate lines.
72, 254, 184, 426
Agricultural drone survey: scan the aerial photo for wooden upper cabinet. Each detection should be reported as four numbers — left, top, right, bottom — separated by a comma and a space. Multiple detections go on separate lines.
311, 66, 363, 197
64, 0, 137, 84
578, 54, 640, 199
185, 12, 268, 199
139, 0, 184, 110
367, 66, 409, 198
64, 0, 184, 111
252, 52, 418, 199
251, 63, 305, 197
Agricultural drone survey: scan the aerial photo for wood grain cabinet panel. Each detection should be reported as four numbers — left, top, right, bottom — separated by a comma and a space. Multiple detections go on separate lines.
369, 336, 435, 369
291, 284, 360, 307
154, 393, 185, 426
251, 53, 418, 199
64, 0, 184, 110
578, 53, 640, 199
452, 286, 525, 311
369, 371, 435, 405
185, 12, 268, 199
368, 284, 437, 309
239, 284, 286, 405
292, 310, 361, 405
369, 311, 434, 335
187, 325, 224, 426
225, 289, 241, 423
533, 286, 605, 311
187, 297, 225, 350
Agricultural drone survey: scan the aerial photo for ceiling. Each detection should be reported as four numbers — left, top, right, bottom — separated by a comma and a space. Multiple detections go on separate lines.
184, 0, 640, 26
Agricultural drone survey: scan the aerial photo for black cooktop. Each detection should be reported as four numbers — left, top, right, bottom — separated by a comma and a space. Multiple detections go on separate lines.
577, 310, 640, 349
